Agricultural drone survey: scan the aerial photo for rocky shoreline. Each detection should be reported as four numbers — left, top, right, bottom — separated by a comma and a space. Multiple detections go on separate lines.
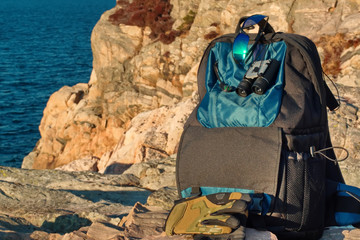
3, 0, 360, 239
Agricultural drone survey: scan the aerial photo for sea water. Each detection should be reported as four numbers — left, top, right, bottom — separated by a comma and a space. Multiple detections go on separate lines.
0, 0, 115, 167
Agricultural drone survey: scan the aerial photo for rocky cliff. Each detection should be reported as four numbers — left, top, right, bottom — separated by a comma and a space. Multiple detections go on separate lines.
23, 0, 360, 185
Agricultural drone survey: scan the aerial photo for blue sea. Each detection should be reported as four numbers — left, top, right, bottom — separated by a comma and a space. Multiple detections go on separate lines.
0, 0, 115, 167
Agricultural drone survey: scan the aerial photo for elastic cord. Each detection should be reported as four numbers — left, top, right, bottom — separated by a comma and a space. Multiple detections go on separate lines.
310, 146, 349, 165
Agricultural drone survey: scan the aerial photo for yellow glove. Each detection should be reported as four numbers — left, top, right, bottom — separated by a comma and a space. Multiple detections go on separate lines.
165, 192, 249, 236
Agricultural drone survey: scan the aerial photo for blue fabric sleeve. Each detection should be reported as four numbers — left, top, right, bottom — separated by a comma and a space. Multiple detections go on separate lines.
197, 41, 287, 128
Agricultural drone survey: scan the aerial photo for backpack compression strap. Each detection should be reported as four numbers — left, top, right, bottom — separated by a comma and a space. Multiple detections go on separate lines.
324, 80, 339, 111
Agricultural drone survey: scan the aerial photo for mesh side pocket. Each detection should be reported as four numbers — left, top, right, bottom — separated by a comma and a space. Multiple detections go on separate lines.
285, 151, 305, 231
284, 151, 326, 232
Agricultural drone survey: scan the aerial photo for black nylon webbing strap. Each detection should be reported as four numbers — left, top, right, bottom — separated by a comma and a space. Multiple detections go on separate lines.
335, 196, 360, 213
324, 81, 339, 111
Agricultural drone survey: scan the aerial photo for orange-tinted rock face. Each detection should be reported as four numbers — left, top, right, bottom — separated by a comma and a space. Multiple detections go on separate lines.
32, 83, 125, 169
108, 0, 180, 44
25, 0, 360, 176
26, 2, 201, 169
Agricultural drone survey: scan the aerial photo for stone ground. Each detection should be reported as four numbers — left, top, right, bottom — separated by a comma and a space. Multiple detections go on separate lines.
1, 156, 360, 239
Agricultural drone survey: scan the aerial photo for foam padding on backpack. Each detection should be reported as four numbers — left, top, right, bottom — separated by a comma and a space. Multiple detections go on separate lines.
335, 183, 360, 226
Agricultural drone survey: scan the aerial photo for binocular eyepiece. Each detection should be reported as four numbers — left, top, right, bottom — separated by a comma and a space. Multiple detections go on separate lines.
236, 59, 280, 97
236, 78, 255, 97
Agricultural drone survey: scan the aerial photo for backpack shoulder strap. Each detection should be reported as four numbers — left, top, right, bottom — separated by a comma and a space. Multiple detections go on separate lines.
270, 33, 339, 111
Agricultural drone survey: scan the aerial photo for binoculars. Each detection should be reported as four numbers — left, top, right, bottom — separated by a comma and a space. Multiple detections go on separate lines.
236, 59, 280, 97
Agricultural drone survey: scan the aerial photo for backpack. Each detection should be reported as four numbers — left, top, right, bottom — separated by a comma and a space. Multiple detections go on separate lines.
175, 15, 359, 239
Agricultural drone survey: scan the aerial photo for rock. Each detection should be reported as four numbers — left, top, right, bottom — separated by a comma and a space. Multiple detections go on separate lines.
119, 203, 170, 239
86, 222, 124, 240
28, 82, 126, 170
338, 12, 360, 34
122, 155, 177, 190
0, 166, 141, 190
0, 166, 150, 235
147, 187, 179, 211
21, 151, 36, 169
55, 156, 99, 172
0, 214, 37, 240
338, 45, 360, 87
98, 98, 196, 171
327, 84, 360, 186
182, 63, 199, 98
30, 231, 63, 240
61, 227, 89, 240
245, 228, 278, 240
315, 33, 360, 77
